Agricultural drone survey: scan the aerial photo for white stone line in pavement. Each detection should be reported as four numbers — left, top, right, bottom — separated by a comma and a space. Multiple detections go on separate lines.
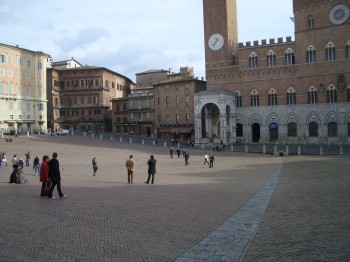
174, 159, 283, 262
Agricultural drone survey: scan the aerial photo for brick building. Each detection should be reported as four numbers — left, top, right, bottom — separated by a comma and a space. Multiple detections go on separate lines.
154, 74, 206, 141
46, 65, 135, 133
195, 0, 350, 145
0, 43, 51, 134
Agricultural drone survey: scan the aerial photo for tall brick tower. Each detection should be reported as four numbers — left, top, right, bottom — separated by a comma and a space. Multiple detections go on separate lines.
203, 0, 238, 87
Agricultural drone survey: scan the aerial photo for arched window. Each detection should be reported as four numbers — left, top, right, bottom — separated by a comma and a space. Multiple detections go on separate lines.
328, 122, 338, 137
327, 85, 337, 103
309, 122, 318, 137
286, 87, 296, 105
307, 86, 317, 104
266, 50, 276, 67
285, 48, 295, 65
250, 90, 259, 106
325, 42, 336, 61
288, 122, 297, 137
346, 39, 350, 59
268, 89, 277, 106
306, 45, 316, 63
235, 92, 242, 108
248, 52, 258, 68
308, 16, 314, 29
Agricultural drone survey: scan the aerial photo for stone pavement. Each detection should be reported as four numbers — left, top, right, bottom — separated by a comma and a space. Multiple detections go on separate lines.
0, 135, 349, 261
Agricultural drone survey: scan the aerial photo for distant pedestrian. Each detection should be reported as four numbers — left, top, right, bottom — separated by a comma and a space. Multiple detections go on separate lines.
48, 152, 67, 200
176, 148, 181, 158
145, 155, 156, 184
92, 157, 98, 176
209, 154, 215, 168
40, 155, 50, 196
204, 153, 209, 165
18, 156, 24, 170
25, 151, 30, 166
33, 155, 40, 176
170, 147, 174, 158
2, 153, 7, 167
12, 154, 19, 169
125, 155, 135, 184
185, 152, 190, 166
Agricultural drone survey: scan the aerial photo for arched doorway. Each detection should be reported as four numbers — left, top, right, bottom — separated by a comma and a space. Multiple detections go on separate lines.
201, 103, 220, 142
269, 122, 278, 142
252, 123, 260, 142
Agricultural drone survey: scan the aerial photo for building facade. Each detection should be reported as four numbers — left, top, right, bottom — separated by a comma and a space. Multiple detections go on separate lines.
112, 87, 154, 136
154, 75, 206, 141
195, 0, 350, 145
0, 43, 51, 134
46, 66, 135, 133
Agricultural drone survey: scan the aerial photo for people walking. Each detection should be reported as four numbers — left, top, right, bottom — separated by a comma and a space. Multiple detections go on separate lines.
125, 155, 135, 184
209, 154, 215, 168
145, 155, 156, 184
176, 148, 181, 158
204, 153, 209, 165
185, 152, 190, 166
2, 153, 7, 167
33, 155, 40, 176
40, 155, 50, 196
12, 154, 19, 169
25, 151, 30, 166
92, 157, 98, 176
170, 147, 174, 158
48, 152, 66, 200
18, 156, 24, 170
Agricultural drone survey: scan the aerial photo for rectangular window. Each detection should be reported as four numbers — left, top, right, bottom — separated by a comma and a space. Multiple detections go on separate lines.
18, 57, 22, 66
25, 73, 30, 79
27, 115, 30, 120
18, 71, 22, 78
17, 85, 22, 96
80, 80, 85, 87
138, 112, 142, 121
130, 100, 134, 108
38, 103, 43, 111
26, 58, 31, 67
0, 83, 4, 94
7, 70, 13, 77
95, 79, 99, 86
0, 69, 4, 76
130, 113, 134, 120
18, 115, 22, 120
185, 95, 189, 103
26, 86, 30, 96
176, 96, 179, 103
38, 61, 42, 69
0, 54, 5, 63
8, 84, 13, 94
7, 55, 13, 64
138, 100, 141, 109
9, 114, 14, 120
146, 112, 150, 119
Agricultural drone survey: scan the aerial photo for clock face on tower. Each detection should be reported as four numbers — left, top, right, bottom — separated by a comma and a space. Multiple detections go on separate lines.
329, 4, 350, 25
208, 33, 224, 51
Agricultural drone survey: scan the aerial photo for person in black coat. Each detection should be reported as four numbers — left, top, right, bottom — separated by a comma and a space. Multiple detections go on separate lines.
145, 155, 157, 184
48, 152, 66, 199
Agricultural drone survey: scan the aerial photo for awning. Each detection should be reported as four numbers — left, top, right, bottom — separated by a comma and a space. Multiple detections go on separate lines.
158, 127, 193, 133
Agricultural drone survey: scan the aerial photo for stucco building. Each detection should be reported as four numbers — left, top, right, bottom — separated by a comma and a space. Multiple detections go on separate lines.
0, 43, 51, 134
195, 0, 350, 145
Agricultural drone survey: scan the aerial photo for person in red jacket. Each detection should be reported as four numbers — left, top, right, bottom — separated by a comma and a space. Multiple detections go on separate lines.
39, 155, 50, 196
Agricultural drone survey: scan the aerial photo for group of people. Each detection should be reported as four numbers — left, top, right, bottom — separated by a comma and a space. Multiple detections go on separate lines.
8, 151, 66, 200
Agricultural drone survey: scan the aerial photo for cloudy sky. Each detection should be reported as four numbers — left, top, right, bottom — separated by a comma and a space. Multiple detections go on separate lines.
0, 0, 294, 82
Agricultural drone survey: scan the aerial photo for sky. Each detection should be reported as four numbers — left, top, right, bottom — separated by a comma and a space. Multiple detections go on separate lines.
0, 0, 294, 82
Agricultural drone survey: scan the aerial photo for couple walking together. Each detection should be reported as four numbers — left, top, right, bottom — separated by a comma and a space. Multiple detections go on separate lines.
40, 152, 67, 199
